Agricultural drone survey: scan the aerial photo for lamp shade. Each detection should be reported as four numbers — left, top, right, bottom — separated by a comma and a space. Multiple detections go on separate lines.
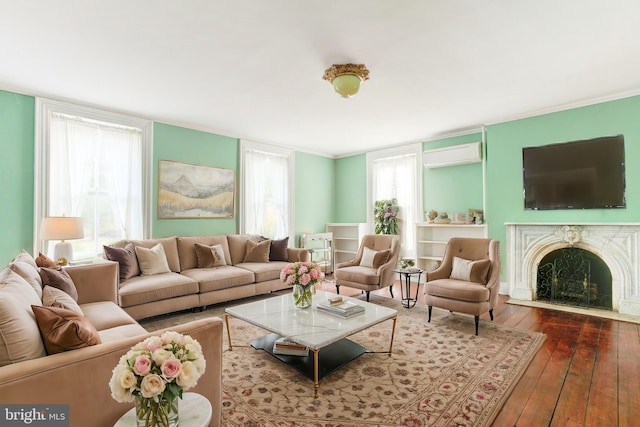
332, 74, 362, 98
40, 217, 84, 241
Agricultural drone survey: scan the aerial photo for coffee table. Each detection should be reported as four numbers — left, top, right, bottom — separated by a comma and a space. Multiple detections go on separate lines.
225, 290, 397, 398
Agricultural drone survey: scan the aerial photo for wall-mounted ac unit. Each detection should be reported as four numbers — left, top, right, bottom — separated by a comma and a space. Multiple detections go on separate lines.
423, 142, 482, 168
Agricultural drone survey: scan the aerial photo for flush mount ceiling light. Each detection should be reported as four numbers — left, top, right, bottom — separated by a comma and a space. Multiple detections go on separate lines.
323, 63, 370, 98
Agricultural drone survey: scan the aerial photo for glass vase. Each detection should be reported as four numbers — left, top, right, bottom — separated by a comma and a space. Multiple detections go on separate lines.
293, 284, 313, 308
136, 396, 179, 427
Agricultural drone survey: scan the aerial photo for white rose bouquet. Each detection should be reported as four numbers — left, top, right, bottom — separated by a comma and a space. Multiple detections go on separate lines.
109, 331, 206, 427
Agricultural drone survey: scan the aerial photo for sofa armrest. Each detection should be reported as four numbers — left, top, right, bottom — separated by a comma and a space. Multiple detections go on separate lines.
65, 261, 119, 304
287, 247, 310, 262
0, 317, 223, 427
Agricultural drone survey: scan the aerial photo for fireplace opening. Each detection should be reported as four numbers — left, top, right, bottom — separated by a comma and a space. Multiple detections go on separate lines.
536, 247, 613, 310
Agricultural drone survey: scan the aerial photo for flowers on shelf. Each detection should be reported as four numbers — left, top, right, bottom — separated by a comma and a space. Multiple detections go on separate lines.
280, 261, 323, 308
109, 331, 206, 427
374, 198, 399, 235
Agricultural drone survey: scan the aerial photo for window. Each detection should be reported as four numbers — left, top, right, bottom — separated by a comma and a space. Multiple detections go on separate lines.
240, 140, 293, 239
35, 98, 152, 260
367, 144, 422, 258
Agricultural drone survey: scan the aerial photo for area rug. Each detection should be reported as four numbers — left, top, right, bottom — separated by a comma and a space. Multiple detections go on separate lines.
142, 294, 545, 426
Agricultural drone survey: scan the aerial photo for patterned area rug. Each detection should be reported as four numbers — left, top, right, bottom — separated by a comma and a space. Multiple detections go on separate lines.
142, 294, 545, 427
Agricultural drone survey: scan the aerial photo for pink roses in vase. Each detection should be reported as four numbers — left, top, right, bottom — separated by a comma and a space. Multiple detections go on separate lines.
280, 261, 323, 308
109, 331, 206, 427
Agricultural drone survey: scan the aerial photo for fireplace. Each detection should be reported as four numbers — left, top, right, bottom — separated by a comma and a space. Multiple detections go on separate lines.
506, 223, 640, 317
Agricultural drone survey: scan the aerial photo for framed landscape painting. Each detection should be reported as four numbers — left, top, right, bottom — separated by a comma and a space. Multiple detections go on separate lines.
158, 160, 235, 218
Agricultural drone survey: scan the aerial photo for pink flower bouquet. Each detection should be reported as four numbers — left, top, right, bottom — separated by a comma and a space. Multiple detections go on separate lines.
109, 331, 206, 426
280, 261, 323, 308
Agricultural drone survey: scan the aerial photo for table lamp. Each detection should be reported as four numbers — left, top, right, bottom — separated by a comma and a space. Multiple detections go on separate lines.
40, 216, 84, 265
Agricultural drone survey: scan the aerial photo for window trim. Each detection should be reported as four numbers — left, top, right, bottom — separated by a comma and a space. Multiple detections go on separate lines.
239, 139, 294, 237
34, 97, 153, 254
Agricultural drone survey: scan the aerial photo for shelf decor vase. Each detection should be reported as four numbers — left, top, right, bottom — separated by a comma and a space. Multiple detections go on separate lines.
136, 396, 179, 427
293, 284, 313, 308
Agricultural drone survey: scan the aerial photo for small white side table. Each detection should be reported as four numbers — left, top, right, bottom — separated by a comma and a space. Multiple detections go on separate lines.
114, 392, 212, 427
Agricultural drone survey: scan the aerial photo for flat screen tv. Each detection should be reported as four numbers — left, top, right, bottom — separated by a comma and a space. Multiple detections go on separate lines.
523, 135, 626, 210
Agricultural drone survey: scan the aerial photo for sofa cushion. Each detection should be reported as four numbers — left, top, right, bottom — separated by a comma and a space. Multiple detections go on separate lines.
236, 261, 288, 283
118, 273, 198, 307
243, 239, 271, 263
98, 323, 148, 343
195, 243, 227, 268
35, 252, 59, 269
269, 237, 289, 261
181, 266, 254, 293
333, 265, 381, 286
9, 260, 43, 299
0, 268, 46, 366
31, 305, 102, 354
425, 278, 490, 302
104, 243, 140, 282
450, 256, 491, 285
130, 237, 180, 272
177, 235, 232, 270
39, 267, 79, 302
227, 234, 263, 265
359, 247, 390, 269
80, 301, 141, 331
42, 285, 83, 315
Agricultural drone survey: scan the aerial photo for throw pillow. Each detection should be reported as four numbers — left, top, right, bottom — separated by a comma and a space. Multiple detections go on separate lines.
9, 261, 43, 299
104, 243, 141, 282
31, 305, 101, 355
135, 243, 171, 276
13, 249, 38, 270
269, 237, 289, 261
38, 267, 79, 302
359, 246, 391, 269
35, 252, 60, 269
450, 256, 492, 285
0, 268, 47, 366
195, 243, 227, 268
243, 239, 271, 263
42, 285, 83, 315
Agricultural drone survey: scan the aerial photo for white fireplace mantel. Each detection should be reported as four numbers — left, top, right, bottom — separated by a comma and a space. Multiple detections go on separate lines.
506, 222, 640, 316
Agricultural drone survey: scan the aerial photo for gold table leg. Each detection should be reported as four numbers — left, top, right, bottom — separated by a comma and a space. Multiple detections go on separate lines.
388, 315, 397, 354
313, 348, 320, 399
224, 313, 233, 351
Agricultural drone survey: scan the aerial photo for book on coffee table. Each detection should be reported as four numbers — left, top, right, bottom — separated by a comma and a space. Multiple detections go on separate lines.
317, 300, 365, 318
272, 337, 309, 356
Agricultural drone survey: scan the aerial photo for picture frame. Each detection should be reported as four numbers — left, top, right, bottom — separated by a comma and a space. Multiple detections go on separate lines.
468, 208, 484, 224
158, 160, 235, 218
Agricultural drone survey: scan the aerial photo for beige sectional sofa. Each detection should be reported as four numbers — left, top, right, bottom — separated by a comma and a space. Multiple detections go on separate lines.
113, 234, 309, 320
0, 254, 223, 427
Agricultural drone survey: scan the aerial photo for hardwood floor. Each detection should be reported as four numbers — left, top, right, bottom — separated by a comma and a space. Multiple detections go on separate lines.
317, 278, 640, 427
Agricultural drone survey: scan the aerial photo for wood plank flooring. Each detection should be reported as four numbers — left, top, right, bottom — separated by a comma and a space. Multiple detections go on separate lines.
317, 278, 640, 427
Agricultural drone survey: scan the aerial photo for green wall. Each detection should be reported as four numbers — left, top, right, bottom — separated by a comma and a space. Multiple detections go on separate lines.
334, 154, 367, 222
0, 90, 35, 262
152, 122, 238, 237
294, 152, 335, 246
486, 95, 640, 278
423, 133, 484, 218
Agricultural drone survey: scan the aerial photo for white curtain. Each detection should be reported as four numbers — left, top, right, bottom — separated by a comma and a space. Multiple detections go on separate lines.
372, 154, 417, 257
243, 147, 290, 238
48, 113, 143, 259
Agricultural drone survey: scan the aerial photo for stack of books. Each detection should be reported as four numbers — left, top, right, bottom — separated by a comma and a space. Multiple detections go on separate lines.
317, 298, 365, 318
272, 337, 309, 356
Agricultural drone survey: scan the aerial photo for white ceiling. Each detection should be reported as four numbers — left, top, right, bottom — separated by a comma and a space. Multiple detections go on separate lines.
2, 1, 640, 157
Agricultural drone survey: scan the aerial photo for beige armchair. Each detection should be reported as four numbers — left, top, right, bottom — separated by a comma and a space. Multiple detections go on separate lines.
424, 237, 500, 335
334, 234, 401, 301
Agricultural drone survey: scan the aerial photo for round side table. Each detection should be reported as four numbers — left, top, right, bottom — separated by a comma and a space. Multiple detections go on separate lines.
393, 268, 423, 308
114, 392, 212, 427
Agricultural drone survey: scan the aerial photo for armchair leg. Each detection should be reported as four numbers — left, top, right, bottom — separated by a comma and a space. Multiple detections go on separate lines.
474, 316, 479, 335
336, 285, 340, 294
365, 291, 370, 302
428, 306, 432, 323
389, 285, 394, 298
489, 309, 494, 321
